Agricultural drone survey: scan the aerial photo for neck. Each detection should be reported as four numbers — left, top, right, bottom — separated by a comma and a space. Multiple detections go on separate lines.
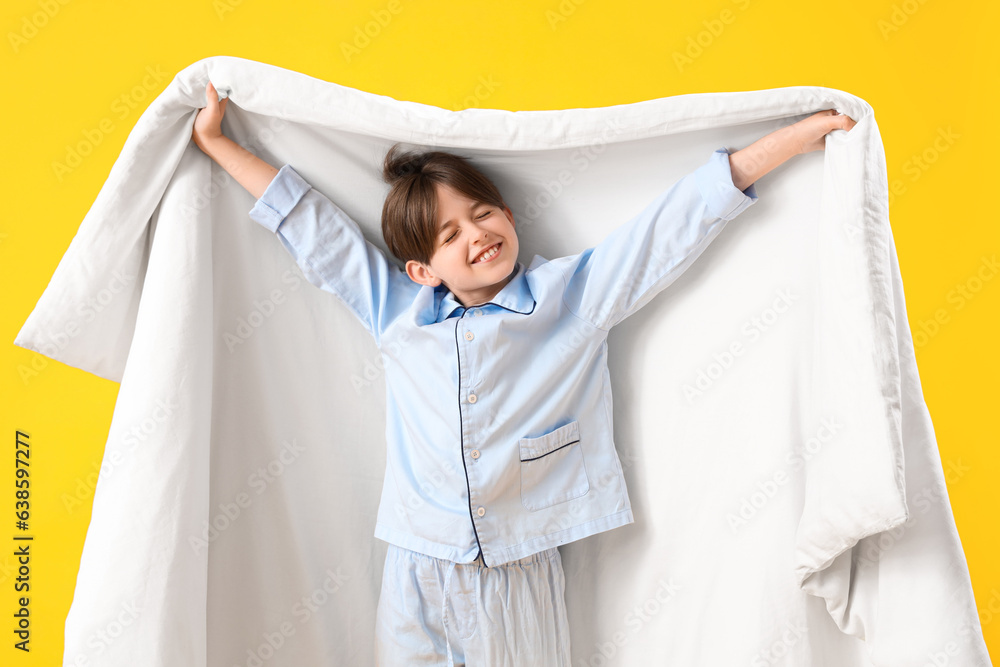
455, 264, 519, 308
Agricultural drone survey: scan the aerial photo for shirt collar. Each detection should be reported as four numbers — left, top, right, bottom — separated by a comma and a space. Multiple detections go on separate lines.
435, 262, 535, 322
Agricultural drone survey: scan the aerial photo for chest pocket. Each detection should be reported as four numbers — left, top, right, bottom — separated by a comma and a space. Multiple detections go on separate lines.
518, 420, 591, 512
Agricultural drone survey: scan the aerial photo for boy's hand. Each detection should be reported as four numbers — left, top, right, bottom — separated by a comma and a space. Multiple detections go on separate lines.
188, 81, 278, 200
192, 81, 229, 151
792, 109, 858, 154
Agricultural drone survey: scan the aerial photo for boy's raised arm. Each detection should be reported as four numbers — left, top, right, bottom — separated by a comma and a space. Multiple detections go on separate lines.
728, 109, 857, 191
190, 81, 420, 344
561, 109, 858, 330
192, 81, 278, 199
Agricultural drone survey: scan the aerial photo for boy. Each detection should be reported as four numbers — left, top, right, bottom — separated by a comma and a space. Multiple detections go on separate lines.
192, 81, 855, 666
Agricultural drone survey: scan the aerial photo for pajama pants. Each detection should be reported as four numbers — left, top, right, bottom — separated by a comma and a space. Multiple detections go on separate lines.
374, 543, 573, 666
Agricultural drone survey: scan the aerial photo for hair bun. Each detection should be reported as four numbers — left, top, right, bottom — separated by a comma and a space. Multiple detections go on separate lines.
382, 143, 430, 184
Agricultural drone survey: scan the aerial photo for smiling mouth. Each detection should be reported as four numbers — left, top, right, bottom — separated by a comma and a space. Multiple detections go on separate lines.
472, 242, 502, 264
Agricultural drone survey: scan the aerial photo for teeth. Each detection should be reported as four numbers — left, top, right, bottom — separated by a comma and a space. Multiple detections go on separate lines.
474, 244, 499, 263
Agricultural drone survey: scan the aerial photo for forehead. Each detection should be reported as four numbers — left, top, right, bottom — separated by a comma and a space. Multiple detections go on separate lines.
435, 183, 486, 228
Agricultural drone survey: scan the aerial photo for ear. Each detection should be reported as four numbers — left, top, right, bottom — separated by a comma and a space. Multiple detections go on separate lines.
503, 205, 515, 228
406, 259, 442, 287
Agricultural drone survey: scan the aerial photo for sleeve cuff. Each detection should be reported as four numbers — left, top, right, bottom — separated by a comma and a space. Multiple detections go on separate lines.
248, 164, 313, 233
694, 148, 759, 221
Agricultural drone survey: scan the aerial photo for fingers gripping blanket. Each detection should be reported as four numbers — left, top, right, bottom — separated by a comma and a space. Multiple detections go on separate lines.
15, 56, 992, 666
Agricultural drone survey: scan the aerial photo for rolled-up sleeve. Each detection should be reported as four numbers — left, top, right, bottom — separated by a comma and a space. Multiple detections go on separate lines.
695, 148, 758, 220
562, 147, 758, 330
248, 164, 313, 233
248, 164, 419, 343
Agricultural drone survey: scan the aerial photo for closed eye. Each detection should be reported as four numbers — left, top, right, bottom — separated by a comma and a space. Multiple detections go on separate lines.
442, 210, 492, 244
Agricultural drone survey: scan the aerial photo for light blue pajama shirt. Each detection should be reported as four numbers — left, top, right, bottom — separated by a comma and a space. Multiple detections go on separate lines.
247, 147, 758, 570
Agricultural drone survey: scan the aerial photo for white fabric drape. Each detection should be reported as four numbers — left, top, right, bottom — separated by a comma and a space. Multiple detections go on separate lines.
15, 56, 991, 666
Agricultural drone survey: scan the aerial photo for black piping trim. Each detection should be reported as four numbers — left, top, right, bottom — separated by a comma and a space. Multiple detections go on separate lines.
441, 265, 537, 319
520, 438, 580, 463
484, 292, 537, 315
454, 309, 488, 568
445, 298, 536, 320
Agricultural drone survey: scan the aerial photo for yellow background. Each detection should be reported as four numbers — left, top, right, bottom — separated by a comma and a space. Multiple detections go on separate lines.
2, 0, 997, 664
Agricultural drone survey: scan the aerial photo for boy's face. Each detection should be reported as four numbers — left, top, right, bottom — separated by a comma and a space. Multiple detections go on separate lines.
405, 182, 519, 308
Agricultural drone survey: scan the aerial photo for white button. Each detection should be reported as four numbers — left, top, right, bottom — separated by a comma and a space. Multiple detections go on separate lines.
471, 449, 480, 459
476, 506, 486, 517
474, 309, 483, 317
464, 331, 474, 341
468, 393, 477, 403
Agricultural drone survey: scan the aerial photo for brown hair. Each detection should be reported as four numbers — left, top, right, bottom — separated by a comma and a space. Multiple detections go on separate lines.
381, 143, 508, 266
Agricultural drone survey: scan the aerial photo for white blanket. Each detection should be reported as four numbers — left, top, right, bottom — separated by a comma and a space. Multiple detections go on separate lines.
16, 55, 992, 666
